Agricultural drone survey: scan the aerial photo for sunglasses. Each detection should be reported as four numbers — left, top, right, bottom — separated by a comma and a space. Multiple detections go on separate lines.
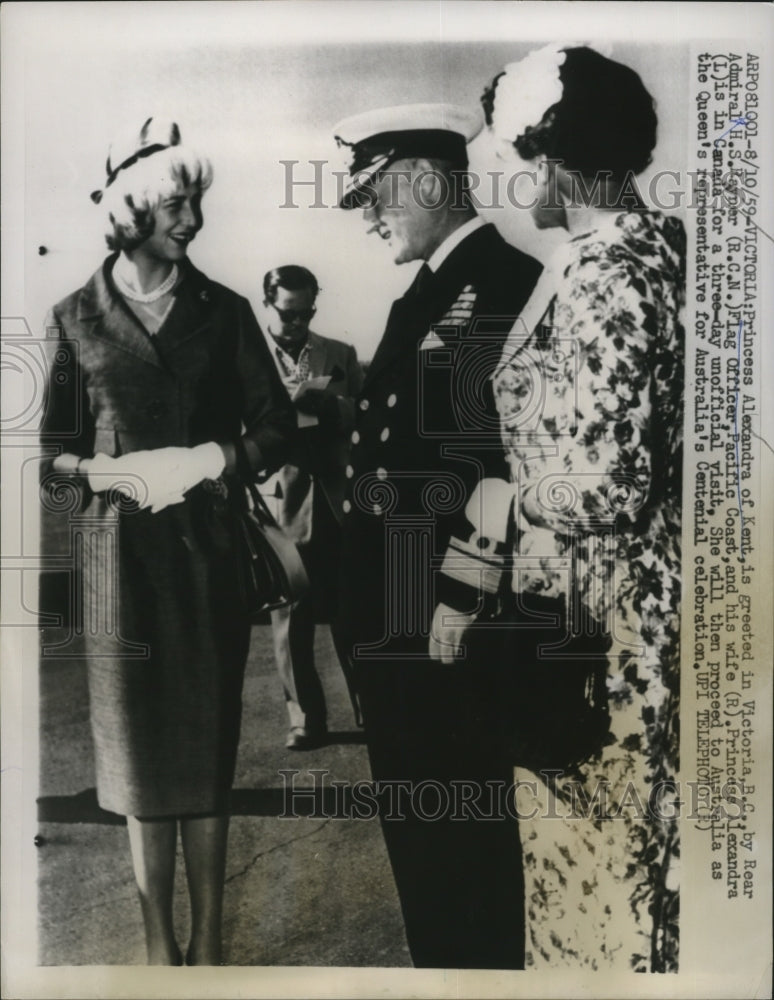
268, 303, 316, 323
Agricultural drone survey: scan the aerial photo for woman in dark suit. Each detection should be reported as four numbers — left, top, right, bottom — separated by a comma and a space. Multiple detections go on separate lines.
41, 118, 294, 964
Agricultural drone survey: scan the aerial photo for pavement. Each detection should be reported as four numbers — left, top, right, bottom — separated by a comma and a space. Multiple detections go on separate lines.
37, 607, 411, 968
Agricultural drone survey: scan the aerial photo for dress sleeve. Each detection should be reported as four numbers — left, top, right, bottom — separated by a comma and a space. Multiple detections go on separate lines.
435, 253, 662, 612
335, 343, 364, 432
39, 309, 97, 509
40, 308, 96, 454
503, 255, 656, 537
226, 299, 296, 476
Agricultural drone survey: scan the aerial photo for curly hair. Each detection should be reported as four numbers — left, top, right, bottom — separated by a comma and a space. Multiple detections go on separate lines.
482, 47, 657, 180
100, 146, 213, 252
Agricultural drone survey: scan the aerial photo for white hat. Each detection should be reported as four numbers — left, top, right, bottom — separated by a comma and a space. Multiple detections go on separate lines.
91, 117, 181, 204
332, 103, 483, 209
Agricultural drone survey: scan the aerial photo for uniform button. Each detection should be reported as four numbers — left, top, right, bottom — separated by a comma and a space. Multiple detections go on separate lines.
376, 467, 388, 480
372, 504, 382, 515
345, 465, 354, 479
387, 393, 397, 408
343, 499, 352, 514
380, 427, 390, 442
359, 398, 370, 411
351, 430, 360, 444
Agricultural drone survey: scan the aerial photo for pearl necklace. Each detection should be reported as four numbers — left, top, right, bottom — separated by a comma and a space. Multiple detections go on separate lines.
113, 262, 179, 303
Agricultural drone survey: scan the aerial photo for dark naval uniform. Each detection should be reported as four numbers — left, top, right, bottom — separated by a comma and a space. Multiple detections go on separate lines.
338, 221, 542, 968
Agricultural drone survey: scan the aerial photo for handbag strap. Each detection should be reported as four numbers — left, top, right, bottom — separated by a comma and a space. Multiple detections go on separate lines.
234, 437, 278, 524
497, 496, 518, 604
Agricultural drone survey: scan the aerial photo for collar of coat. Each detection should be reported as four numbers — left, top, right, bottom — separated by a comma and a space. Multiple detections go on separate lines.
74, 254, 222, 369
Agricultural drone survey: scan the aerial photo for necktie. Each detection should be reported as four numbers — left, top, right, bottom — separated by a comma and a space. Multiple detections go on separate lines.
409, 262, 434, 301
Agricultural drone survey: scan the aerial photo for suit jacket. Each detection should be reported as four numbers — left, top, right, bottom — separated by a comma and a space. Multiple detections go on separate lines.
339, 221, 542, 653
267, 331, 364, 545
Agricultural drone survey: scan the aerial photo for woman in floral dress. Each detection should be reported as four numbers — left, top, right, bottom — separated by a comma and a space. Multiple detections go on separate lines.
431, 46, 684, 971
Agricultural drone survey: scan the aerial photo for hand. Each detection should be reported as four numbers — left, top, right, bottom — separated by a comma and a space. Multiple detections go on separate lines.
428, 603, 480, 664
294, 388, 338, 419
521, 488, 552, 529
87, 450, 187, 511
463, 478, 513, 543
86, 443, 225, 513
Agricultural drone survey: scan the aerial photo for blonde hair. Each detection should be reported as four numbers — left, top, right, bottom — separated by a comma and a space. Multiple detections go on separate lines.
100, 146, 213, 251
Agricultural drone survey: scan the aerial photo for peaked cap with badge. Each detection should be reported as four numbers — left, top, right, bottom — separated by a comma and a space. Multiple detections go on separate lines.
333, 103, 483, 209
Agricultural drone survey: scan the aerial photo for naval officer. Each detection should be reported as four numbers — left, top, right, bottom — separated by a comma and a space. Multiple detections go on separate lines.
332, 103, 542, 969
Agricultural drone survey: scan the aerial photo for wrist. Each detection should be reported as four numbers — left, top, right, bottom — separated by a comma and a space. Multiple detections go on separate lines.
437, 536, 505, 614
441, 536, 505, 591
86, 452, 116, 492
322, 393, 340, 419
52, 453, 92, 476
193, 441, 226, 479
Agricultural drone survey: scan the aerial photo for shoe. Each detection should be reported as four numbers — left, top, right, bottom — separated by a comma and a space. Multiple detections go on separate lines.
285, 726, 327, 751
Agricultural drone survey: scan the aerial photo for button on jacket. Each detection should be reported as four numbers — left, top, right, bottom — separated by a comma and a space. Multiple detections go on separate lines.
337, 220, 541, 971
268, 331, 364, 543
340, 222, 542, 653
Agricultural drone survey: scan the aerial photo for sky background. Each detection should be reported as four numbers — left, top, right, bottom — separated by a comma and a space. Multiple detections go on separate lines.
14, 2, 688, 360
5, 4, 774, 997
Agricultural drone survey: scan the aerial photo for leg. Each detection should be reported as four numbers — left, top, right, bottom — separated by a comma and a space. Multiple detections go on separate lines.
125, 816, 181, 965
271, 598, 326, 738
358, 661, 524, 969
180, 814, 229, 965
330, 616, 362, 727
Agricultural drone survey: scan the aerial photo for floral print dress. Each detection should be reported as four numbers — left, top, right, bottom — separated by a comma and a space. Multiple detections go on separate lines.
494, 211, 685, 972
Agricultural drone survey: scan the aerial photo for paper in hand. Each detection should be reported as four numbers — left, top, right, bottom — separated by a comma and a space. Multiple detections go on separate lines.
292, 375, 332, 427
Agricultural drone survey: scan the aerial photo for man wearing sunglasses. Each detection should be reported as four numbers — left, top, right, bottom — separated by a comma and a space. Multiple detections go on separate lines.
262, 265, 363, 750
331, 105, 542, 969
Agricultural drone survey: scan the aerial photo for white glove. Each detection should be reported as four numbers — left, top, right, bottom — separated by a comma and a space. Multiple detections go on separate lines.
86, 443, 225, 513
428, 603, 479, 664
464, 478, 514, 544
135, 442, 225, 496
175, 441, 226, 488
87, 450, 187, 511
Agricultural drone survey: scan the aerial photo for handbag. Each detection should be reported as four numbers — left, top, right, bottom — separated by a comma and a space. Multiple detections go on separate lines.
465, 596, 611, 773
463, 505, 611, 773
235, 444, 309, 614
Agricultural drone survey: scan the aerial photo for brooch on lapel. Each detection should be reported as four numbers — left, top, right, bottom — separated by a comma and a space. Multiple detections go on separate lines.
418, 284, 477, 351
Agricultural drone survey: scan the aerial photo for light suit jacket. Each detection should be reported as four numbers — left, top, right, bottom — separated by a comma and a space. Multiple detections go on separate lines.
266, 330, 363, 545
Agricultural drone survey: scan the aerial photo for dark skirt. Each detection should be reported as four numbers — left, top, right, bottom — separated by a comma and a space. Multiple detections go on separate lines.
82, 485, 250, 818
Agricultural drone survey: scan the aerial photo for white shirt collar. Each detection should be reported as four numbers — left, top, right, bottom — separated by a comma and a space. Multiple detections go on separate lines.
263, 327, 310, 377
426, 216, 486, 272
